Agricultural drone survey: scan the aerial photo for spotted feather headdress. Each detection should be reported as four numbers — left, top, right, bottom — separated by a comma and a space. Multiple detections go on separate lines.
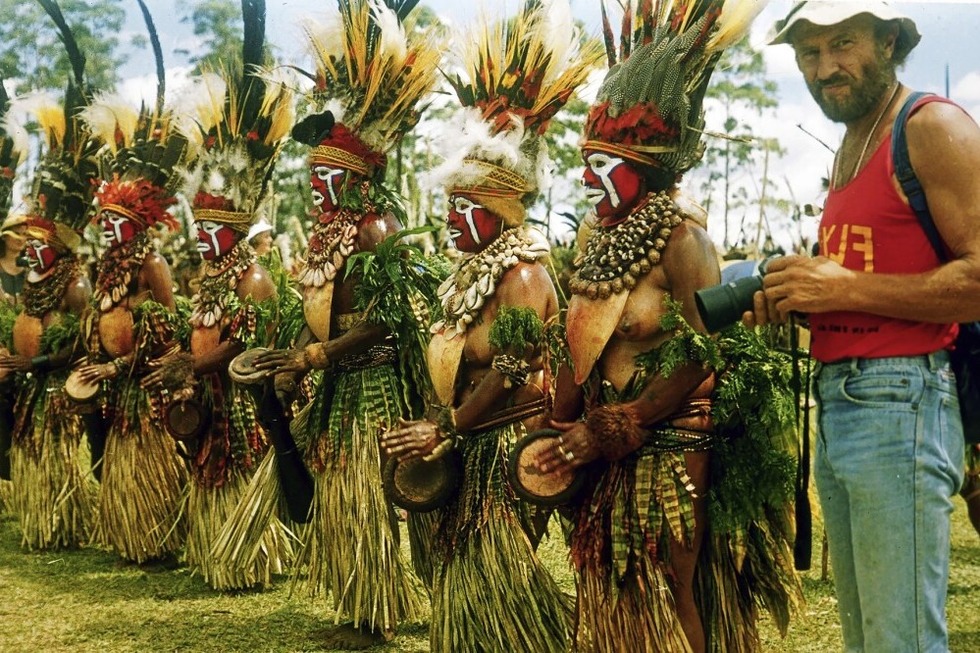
429, 0, 603, 227
291, 0, 441, 181
178, 0, 294, 234
583, 0, 767, 176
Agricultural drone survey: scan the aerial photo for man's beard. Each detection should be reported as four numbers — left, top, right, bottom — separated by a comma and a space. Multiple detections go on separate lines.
808, 50, 895, 123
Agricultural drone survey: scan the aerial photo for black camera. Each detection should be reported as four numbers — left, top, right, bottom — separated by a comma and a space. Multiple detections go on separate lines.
694, 257, 778, 334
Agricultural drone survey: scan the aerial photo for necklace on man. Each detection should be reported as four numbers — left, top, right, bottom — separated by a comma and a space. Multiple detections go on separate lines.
833, 82, 901, 188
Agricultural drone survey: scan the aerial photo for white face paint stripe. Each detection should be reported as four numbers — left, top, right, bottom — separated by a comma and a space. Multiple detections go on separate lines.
313, 166, 345, 207
452, 196, 486, 246
587, 152, 625, 208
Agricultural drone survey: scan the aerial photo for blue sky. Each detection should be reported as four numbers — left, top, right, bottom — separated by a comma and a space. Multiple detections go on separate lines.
115, 0, 980, 248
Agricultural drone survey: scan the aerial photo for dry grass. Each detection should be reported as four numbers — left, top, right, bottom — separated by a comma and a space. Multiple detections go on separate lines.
1, 494, 979, 652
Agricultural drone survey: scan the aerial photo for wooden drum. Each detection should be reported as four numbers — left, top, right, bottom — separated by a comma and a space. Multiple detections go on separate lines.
64, 369, 100, 412
228, 347, 271, 385
508, 428, 584, 507
165, 398, 208, 443
383, 450, 462, 513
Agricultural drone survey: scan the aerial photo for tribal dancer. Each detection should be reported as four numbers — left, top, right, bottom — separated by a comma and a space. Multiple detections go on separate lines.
144, 0, 294, 589
380, 2, 600, 651
0, 75, 20, 494
75, 89, 190, 564
0, 83, 98, 550
251, 0, 440, 647
533, 2, 801, 651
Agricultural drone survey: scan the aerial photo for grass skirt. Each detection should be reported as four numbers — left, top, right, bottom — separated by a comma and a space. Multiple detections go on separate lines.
210, 450, 296, 587
294, 364, 425, 632
186, 467, 293, 590
429, 423, 571, 652
9, 375, 95, 550
93, 388, 188, 563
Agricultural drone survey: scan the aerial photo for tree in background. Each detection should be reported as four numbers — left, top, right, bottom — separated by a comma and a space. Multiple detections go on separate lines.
692, 37, 789, 255
178, 0, 246, 73
0, 0, 128, 93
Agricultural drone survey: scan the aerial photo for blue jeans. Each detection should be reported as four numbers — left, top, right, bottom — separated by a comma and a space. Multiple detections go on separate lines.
814, 352, 963, 653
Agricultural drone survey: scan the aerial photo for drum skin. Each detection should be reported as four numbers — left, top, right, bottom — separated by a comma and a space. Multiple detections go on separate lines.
64, 369, 100, 408
508, 428, 585, 507
165, 399, 208, 442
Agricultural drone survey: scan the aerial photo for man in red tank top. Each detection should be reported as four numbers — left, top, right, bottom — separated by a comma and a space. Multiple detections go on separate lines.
746, 2, 980, 652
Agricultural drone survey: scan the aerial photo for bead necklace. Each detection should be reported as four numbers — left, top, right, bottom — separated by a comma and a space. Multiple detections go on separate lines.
833, 83, 900, 188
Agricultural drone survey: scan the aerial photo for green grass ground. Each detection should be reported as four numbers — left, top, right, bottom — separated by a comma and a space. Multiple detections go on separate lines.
1, 486, 979, 652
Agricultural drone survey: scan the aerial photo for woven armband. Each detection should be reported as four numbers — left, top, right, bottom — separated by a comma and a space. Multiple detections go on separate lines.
586, 404, 646, 461
303, 343, 330, 369
434, 405, 457, 435
491, 354, 531, 389
30, 355, 51, 372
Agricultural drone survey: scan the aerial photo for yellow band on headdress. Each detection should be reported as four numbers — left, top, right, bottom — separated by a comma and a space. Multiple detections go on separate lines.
309, 145, 370, 176
453, 186, 523, 201
193, 209, 253, 234
581, 140, 676, 168
464, 160, 530, 194
101, 203, 148, 226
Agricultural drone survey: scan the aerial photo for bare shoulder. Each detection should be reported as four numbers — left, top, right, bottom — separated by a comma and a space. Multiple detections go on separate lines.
356, 211, 402, 253
496, 261, 557, 316
141, 251, 173, 277
237, 262, 277, 303
663, 220, 721, 288
64, 274, 92, 314
907, 100, 980, 169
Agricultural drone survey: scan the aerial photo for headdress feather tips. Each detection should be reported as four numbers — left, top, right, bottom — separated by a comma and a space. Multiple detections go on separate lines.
299, 0, 442, 172
431, 0, 602, 216
179, 0, 294, 226
586, 0, 769, 176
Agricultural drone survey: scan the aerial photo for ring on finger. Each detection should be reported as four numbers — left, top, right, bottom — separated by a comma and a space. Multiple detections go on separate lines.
564, 449, 575, 462
557, 443, 568, 458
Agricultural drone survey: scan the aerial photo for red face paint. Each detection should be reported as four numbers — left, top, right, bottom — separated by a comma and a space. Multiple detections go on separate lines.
447, 194, 502, 253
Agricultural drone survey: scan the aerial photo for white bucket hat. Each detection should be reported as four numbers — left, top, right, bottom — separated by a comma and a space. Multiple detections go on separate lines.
769, 1, 920, 54
247, 219, 273, 240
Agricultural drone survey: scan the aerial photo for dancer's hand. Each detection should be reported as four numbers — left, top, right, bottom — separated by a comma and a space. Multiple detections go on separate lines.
533, 420, 600, 474
381, 418, 451, 462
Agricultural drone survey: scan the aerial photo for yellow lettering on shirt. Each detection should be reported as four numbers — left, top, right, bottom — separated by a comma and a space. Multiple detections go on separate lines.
820, 223, 875, 271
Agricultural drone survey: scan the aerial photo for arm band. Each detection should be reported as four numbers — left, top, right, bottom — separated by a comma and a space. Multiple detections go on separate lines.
30, 355, 52, 373
586, 404, 647, 461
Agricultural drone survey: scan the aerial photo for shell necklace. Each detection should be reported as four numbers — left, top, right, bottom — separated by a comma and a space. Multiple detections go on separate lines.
431, 227, 550, 338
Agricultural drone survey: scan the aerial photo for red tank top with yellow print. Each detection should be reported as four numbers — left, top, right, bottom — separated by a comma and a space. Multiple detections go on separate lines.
810, 97, 958, 362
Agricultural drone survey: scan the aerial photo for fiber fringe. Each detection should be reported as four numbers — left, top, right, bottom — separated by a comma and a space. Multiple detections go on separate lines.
292, 365, 425, 632
429, 424, 571, 653
186, 467, 293, 590
93, 393, 187, 562
8, 377, 94, 550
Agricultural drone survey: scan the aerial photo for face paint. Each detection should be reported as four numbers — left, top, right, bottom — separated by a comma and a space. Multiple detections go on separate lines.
196, 220, 241, 260
101, 210, 141, 248
582, 150, 644, 222
447, 194, 502, 253
24, 239, 56, 272
310, 165, 352, 213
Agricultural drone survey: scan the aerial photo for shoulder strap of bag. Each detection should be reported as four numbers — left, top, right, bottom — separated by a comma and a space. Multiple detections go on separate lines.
890, 91, 947, 261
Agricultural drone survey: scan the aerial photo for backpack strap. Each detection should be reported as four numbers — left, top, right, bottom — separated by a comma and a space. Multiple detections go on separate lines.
890, 91, 948, 261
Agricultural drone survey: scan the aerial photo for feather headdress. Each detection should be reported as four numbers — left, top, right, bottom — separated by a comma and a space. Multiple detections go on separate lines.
291, 0, 441, 179
584, 0, 767, 176
14, 0, 103, 250
179, 0, 294, 234
82, 0, 188, 232
429, 0, 602, 227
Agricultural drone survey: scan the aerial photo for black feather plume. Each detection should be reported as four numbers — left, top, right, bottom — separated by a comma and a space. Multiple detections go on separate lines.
37, 0, 86, 93
240, 0, 267, 131
136, 0, 166, 116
